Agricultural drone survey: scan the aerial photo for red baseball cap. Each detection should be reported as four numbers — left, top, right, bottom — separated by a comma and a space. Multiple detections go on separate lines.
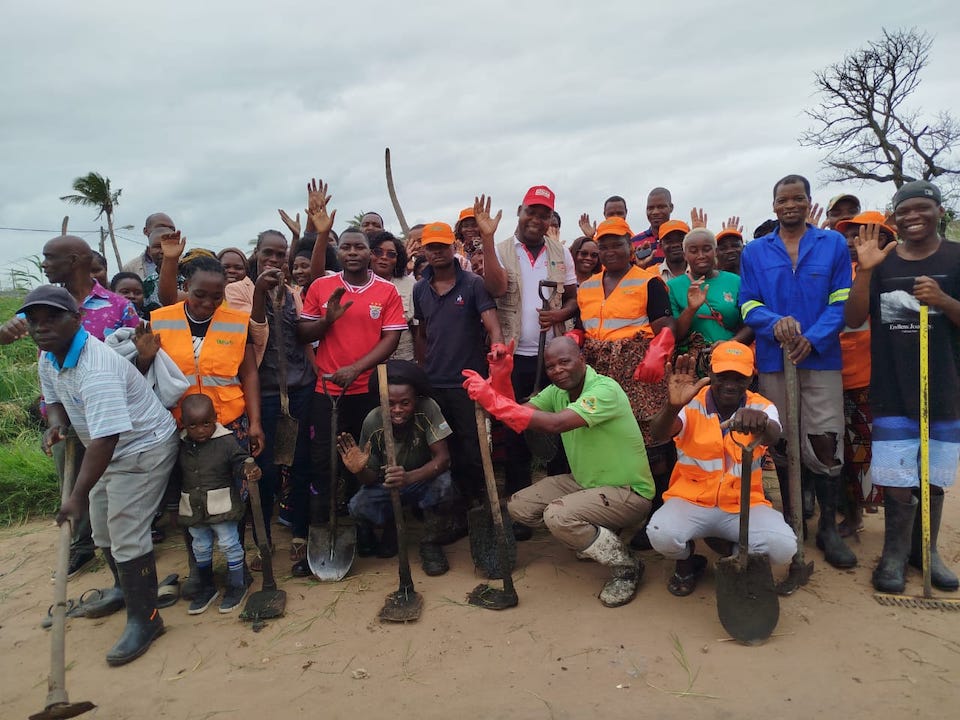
521, 185, 555, 210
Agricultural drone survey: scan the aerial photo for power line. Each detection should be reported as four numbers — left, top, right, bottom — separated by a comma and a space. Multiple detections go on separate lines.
0, 226, 101, 234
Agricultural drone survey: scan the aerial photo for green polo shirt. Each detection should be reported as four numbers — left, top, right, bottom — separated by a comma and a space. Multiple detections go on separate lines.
530, 366, 654, 498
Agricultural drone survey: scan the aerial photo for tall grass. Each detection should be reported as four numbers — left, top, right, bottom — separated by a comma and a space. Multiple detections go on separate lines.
0, 293, 56, 525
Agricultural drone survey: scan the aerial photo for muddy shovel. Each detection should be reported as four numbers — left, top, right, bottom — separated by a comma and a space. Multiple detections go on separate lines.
523, 279, 560, 463
467, 405, 519, 610
30, 434, 96, 720
374, 364, 423, 622
715, 430, 779, 645
241, 459, 286, 624
271, 289, 299, 468
307, 375, 357, 581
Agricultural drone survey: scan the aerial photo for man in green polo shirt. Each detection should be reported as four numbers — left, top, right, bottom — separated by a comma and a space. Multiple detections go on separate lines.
462, 336, 654, 607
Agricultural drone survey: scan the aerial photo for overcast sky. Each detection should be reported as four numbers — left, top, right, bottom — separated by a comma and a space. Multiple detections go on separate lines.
1, 1, 957, 287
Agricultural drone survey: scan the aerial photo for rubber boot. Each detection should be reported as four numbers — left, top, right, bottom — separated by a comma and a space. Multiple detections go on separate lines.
872, 494, 917, 593
83, 547, 125, 618
813, 473, 857, 568
219, 565, 248, 613
579, 527, 644, 608
909, 491, 959, 591
106, 551, 165, 667
419, 509, 450, 577
180, 527, 200, 601
187, 565, 218, 615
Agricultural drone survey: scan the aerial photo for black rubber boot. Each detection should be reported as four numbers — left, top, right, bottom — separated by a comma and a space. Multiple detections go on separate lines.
180, 527, 200, 601
813, 473, 857, 568
83, 547, 125, 618
419, 510, 450, 576
106, 551, 165, 667
872, 494, 917, 593
909, 491, 959, 591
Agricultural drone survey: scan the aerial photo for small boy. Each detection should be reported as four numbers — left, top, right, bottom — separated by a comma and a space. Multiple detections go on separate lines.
178, 394, 259, 614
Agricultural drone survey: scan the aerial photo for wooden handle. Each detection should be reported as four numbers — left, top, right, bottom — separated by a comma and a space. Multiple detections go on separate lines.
378, 364, 414, 591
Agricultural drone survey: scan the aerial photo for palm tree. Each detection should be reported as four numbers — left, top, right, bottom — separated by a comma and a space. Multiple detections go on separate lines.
60, 172, 123, 269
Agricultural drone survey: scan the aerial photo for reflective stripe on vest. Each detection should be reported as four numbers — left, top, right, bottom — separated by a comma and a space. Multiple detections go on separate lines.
150, 319, 189, 331
183, 374, 241, 387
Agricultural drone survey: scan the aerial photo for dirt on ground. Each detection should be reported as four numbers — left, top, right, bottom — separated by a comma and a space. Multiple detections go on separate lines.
2, 479, 959, 720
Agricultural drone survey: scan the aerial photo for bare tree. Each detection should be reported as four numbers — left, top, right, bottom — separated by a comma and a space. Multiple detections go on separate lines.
800, 28, 959, 190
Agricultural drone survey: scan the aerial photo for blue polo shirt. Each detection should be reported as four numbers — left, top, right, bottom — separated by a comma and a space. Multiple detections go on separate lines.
739, 225, 851, 373
413, 264, 496, 388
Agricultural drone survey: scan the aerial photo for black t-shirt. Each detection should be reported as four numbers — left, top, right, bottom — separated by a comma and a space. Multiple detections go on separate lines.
869, 240, 960, 420
260, 289, 316, 394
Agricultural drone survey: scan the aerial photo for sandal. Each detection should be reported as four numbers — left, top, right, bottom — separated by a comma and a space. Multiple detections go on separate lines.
157, 574, 180, 608
41, 588, 104, 629
667, 555, 707, 597
289, 539, 307, 563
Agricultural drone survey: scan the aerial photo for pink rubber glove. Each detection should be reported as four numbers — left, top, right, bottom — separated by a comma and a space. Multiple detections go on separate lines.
563, 329, 585, 348
634, 327, 675, 383
487, 339, 515, 400
462, 370, 534, 432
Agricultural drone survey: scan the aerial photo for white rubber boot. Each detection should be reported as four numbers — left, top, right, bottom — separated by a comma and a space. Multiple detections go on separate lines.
579, 527, 643, 607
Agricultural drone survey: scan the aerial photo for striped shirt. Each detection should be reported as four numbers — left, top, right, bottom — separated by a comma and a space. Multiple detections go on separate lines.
39, 328, 176, 458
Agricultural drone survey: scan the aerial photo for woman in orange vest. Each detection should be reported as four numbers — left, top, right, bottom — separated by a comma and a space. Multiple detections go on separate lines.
645, 342, 796, 596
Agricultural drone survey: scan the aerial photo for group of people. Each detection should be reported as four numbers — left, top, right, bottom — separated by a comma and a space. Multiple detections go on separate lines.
2, 172, 957, 667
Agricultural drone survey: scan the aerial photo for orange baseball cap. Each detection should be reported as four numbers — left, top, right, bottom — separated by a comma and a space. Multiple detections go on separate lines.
421, 221, 455, 245
658, 220, 691, 240
710, 341, 755, 377
521, 185, 555, 210
835, 210, 896, 238
458, 207, 475, 222
715, 227, 743, 242
594, 217, 633, 240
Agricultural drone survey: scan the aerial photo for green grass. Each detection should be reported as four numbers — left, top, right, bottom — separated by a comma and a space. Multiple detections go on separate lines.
0, 293, 54, 524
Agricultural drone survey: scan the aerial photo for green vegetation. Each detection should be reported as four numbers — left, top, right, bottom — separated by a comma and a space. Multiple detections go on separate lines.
0, 292, 58, 525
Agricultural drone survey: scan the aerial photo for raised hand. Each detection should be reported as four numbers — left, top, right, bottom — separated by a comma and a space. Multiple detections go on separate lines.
159, 230, 186, 260
807, 202, 823, 228
579, 213, 597, 238
722, 216, 744, 234
306, 178, 336, 235
0, 315, 29, 345
853, 222, 896, 271
690, 208, 708, 229
133, 322, 160, 364
686, 278, 708, 309
665, 353, 709, 407
325, 286, 353, 324
278, 209, 301, 241
473, 195, 503, 238
336, 432, 371, 475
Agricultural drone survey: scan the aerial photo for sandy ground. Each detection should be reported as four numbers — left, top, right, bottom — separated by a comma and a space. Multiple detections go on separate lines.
2, 478, 959, 720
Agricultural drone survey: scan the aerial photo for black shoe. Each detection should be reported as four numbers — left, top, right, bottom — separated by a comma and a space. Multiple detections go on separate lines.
67, 549, 96, 579
106, 551, 165, 667
83, 548, 124, 618
291, 559, 312, 577
219, 583, 247, 613
187, 566, 218, 615
419, 542, 449, 576
512, 523, 533, 542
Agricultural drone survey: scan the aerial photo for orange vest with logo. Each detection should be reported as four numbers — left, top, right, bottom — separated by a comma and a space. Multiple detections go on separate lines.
578, 265, 656, 341
150, 302, 250, 425
663, 387, 773, 512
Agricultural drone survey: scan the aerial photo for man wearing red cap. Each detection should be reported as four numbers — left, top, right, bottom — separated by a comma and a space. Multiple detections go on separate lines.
646, 343, 796, 596
475, 188, 578, 536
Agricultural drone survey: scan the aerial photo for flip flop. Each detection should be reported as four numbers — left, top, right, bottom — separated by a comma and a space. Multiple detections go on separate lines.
157, 573, 180, 608
41, 588, 105, 629
667, 554, 708, 597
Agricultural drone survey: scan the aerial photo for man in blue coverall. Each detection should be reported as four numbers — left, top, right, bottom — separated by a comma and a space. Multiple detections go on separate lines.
739, 174, 856, 569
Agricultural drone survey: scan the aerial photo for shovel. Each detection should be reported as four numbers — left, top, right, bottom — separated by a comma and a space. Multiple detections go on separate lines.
715, 430, 780, 644
271, 288, 299, 468
30, 433, 96, 720
776, 346, 814, 595
308, 374, 357, 580
374, 364, 423, 622
241, 459, 286, 624
522, 280, 561, 463
467, 404, 519, 610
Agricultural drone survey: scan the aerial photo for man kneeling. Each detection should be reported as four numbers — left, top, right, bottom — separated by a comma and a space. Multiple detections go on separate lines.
646, 342, 796, 596
463, 337, 654, 607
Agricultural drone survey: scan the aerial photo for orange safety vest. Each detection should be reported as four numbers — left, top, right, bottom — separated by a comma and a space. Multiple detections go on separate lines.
150, 302, 250, 425
578, 265, 656, 341
840, 263, 871, 390
663, 387, 773, 512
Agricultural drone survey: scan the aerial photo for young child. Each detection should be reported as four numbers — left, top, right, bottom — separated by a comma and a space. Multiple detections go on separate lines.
110, 271, 151, 318
178, 394, 259, 614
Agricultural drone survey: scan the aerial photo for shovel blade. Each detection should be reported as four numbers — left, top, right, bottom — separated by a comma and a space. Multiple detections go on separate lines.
29, 701, 97, 720
468, 504, 517, 579
273, 415, 299, 468
307, 525, 357, 581
715, 554, 780, 644
241, 589, 287, 621
377, 589, 423, 623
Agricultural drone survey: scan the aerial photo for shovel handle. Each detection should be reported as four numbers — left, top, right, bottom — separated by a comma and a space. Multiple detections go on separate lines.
246, 460, 277, 591
321, 374, 345, 538
782, 348, 805, 564
475, 404, 516, 597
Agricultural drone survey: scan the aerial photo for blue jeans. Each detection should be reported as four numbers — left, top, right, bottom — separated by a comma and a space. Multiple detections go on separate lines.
349, 471, 457, 526
255, 385, 313, 543
189, 521, 245, 569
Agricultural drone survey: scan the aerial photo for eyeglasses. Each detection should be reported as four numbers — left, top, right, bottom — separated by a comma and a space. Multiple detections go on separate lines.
371, 248, 398, 259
